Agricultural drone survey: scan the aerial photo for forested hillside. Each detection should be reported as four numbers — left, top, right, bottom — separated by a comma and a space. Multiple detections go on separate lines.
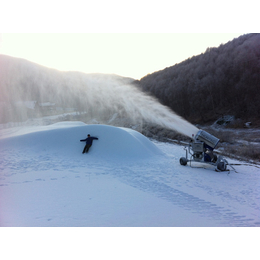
137, 33, 260, 125
1, 34, 260, 128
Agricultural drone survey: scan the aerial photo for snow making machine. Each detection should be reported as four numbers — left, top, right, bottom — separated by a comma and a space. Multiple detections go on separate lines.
180, 130, 230, 172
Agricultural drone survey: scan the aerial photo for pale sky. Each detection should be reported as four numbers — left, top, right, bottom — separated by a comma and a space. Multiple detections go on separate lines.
0, 0, 252, 79
0, 33, 244, 79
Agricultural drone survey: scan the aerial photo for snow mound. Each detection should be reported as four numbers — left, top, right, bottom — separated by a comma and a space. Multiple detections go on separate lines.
1, 122, 164, 161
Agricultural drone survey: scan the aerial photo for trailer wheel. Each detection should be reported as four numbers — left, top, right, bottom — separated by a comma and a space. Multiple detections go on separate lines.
217, 161, 227, 171
180, 157, 188, 166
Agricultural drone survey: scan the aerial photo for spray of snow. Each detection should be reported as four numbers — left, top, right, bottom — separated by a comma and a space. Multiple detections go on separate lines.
1, 63, 199, 138
76, 74, 198, 138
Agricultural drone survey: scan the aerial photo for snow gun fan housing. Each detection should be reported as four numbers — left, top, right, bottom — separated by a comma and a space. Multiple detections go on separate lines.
195, 130, 219, 150
180, 130, 229, 172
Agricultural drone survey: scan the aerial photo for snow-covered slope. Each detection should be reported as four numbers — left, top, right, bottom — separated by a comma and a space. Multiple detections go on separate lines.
0, 122, 259, 227
0, 122, 164, 162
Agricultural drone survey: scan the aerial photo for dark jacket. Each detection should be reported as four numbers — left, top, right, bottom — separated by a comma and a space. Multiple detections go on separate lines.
80, 136, 98, 145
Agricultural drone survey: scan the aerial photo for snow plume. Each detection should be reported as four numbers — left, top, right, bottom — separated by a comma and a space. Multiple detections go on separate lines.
77, 74, 198, 138
0, 54, 198, 138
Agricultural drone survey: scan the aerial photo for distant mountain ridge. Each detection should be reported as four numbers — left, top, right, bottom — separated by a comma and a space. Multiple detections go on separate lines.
137, 33, 260, 125
0, 54, 136, 123
0, 54, 135, 103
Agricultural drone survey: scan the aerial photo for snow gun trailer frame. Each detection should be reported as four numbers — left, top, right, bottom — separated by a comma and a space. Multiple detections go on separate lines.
179, 130, 231, 172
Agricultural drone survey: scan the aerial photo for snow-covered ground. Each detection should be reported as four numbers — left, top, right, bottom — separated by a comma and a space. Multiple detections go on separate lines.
0, 121, 259, 227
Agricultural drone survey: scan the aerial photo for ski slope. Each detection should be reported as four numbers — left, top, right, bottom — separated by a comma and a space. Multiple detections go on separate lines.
0, 122, 259, 227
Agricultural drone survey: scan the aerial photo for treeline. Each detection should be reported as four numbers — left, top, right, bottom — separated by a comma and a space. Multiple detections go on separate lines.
137, 33, 260, 125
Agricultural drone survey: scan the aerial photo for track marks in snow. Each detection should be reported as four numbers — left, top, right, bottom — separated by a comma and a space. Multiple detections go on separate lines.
111, 163, 259, 227
1, 133, 259, 227
1, 159, 259, 226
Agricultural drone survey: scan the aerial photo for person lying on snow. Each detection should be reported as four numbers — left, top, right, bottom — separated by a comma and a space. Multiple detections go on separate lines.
80, 134, 99, 154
